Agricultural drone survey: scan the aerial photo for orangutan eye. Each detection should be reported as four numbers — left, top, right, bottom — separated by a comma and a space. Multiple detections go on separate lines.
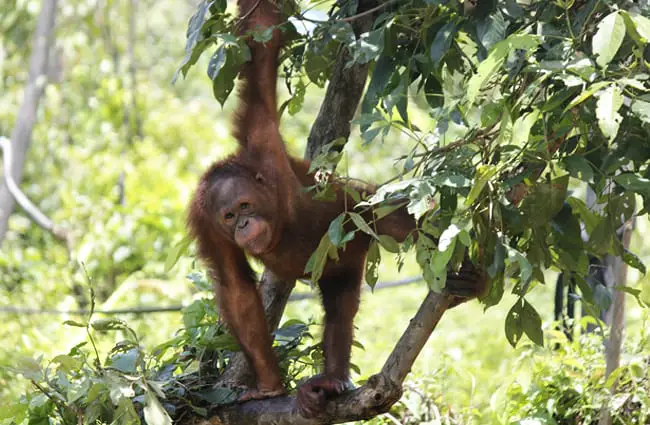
224, 212, 235, 220
240, 202, 250, 210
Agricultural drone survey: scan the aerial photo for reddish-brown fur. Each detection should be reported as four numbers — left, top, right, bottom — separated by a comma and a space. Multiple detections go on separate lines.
187, 0, 486, 417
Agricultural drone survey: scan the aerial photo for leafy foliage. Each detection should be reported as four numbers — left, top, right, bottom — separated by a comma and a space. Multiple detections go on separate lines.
2, 281, 319, 424
498, 326, 650, 425
179, 0, 650, 348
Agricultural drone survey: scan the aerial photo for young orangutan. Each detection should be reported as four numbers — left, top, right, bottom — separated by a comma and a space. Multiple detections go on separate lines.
187, 0, 487, 417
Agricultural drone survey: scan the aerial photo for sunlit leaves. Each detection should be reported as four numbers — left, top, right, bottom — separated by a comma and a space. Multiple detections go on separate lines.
592, 11, 626, 68
466, 34, 541, 105
465, 164, 497, 206
595, 85, 623, 141
144, 391, 173, 425
614, 174, 650, 198
511, 109, 540, 147
348, 28, 385, 65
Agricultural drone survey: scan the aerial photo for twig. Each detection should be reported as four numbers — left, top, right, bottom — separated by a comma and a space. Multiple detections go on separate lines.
339, 0, 398, 22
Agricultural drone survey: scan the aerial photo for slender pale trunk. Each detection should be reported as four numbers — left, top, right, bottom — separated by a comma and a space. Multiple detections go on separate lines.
0, 0, 58, 242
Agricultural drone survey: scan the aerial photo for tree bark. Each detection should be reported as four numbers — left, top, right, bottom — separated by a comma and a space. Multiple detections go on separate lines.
0, 0, 58, 242
303, 0, 376, 160
598, 218, 635, 425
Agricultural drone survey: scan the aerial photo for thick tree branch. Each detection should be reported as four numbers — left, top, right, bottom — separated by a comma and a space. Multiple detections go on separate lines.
303, 0, 377, 160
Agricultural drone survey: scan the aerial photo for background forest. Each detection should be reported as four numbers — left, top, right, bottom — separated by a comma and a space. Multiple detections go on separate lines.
1, 0, 650, 424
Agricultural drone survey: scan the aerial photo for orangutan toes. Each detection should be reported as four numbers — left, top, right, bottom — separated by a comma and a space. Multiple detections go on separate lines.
297, 375, 351, 418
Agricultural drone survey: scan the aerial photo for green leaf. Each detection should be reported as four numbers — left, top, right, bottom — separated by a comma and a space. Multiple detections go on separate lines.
349, 28, 385, 65
304, 47, 330, 87
564, 81, 609, 111
172, 0, 209, 83
438, 224, 461, 252
424, 76, 443, 109
567, 196, 601, 233
476, 11, 508, 52
487, 240, 505, 278
304, 234, 334, 283
429, 173, 472, 188
614, 173, 650, 197
430, 22, 457, 66
467, 34, 541, 104
362, 55, 396, 118
521, 299, 544, 346
107, 349, 139, 373
465, 164, 498, 206
63, 320, 87, 328
563, 155, 594, 182
630, 100, 650, 124
287, 79, 306, 116
592, 11, 626, 68
383, 71, 409, 122
365, 240, 381, 288
91, 318, 132, 333
212, 47, 243, 106
378, 235, 399, 253
144, 391, 172, 425
349, 212, 378, 238
373, 202, 405, 220
327, 214, 346, 246
164, 234, 192, 272
506, 246, 533, 287
520, 175, 569, 225
622, 250, 647, 274
505, 299, 524, 348
511, 109, 540, 146
596, 85, 623, 141
207, 45, 227, 81
631, 14, 650, 42
328, 21, 356, 45
52, 355, 82, 373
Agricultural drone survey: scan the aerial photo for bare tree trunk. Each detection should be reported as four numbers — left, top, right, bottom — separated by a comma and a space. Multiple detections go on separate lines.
0, 0, 58, 242
598, 218, 635, 425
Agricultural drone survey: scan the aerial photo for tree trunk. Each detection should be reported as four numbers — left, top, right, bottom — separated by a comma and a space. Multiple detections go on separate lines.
0, 0, 58, 242
598, 218, 635, 425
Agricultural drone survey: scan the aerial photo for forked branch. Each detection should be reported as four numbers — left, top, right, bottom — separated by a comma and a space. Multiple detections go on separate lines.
183, 291, 452, 425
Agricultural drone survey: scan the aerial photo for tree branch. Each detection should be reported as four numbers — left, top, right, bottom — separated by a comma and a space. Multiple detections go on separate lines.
182, 291, 452, 425
304, 0, 377, 160
0, 136, 68, 243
